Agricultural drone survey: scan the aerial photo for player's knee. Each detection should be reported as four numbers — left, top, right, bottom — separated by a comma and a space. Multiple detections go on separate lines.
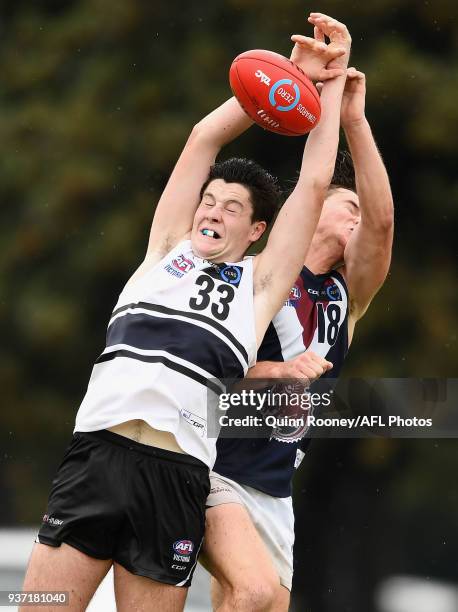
224, 575, 278, 611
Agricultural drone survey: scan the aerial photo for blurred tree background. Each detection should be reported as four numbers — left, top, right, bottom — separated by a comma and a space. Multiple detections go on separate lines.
0, 0, 456, 610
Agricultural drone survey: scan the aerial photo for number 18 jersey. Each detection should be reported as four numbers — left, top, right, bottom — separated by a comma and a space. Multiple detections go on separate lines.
74, 240, 257, 468
213, 265, 349, 497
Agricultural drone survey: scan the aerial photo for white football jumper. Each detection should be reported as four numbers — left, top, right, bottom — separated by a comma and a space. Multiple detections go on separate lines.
74, 240, 256, 468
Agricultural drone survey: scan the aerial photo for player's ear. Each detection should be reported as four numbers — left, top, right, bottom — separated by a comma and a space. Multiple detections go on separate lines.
250, 220, 267, 242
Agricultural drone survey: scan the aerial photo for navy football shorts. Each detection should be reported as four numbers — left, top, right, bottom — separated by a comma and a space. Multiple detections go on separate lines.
37, 429, 210, 587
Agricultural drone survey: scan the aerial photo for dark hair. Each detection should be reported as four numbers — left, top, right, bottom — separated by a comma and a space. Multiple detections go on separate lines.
328, 149, 356, 193
284, 149, 356, 198
199, 157, 282, 228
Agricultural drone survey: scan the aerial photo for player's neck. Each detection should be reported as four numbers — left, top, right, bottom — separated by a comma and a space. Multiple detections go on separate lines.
304, 238, 342, 275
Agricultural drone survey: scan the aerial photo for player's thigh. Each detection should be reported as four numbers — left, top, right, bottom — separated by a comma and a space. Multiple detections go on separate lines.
204, 502, 279, 588
113, 562, 188, 612
20, 542, 111, 612
270, 584, 291, 611
210, 575, 224, 609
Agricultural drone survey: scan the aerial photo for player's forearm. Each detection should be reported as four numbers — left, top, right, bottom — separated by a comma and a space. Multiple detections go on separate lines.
296, 75, 347, 193
270, 75, 347, 258
193, 97, 254, 149
257, 75, 347, 308
246, 361, 283, 379
344, 118, 394, 229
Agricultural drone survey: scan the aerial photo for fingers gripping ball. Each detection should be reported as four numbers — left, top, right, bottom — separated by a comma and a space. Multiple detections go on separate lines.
229, 49, 321, 136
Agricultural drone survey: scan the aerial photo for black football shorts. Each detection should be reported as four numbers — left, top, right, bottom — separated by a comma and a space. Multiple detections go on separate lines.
37, 429, 210, 587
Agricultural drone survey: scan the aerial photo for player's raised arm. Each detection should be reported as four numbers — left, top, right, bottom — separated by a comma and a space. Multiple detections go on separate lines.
341, 69, 394, 321
253, 14, 351, 343
146, 98, 253, 261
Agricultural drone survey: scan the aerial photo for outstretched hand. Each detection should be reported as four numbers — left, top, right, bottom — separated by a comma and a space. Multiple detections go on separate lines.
341, 67, 366, 128
308, 12, 351, 71
289, 33, 345, 82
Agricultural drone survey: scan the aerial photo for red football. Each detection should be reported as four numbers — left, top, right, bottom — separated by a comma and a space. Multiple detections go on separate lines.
229, 49, 321, 136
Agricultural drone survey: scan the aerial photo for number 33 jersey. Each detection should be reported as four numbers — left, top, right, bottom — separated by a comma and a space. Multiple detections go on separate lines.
74, 240, 257, 468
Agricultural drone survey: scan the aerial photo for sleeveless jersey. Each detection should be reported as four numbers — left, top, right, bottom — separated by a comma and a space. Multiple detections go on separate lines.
74, 240, 257, 468
213, 266, 349, 497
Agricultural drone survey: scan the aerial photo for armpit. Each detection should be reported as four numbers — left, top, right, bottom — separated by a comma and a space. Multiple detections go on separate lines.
349, 296, 358, 315
254, 272, 273, 295
154, 233, 178, 257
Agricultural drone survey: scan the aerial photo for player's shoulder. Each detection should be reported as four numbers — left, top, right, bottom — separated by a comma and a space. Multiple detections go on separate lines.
126, 236, 192, 287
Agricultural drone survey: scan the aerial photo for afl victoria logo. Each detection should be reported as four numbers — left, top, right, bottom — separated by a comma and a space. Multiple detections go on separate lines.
173, 540, 194, 555
173, 254, 195, 274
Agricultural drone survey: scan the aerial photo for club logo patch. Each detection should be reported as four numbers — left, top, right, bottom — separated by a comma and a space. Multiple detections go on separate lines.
325, 282, 342, 301
268, 381, 313, 443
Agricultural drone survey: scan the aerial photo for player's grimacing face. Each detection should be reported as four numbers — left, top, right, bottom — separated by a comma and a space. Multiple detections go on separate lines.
191, 179, 266, 262
319, 188, 360, 246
